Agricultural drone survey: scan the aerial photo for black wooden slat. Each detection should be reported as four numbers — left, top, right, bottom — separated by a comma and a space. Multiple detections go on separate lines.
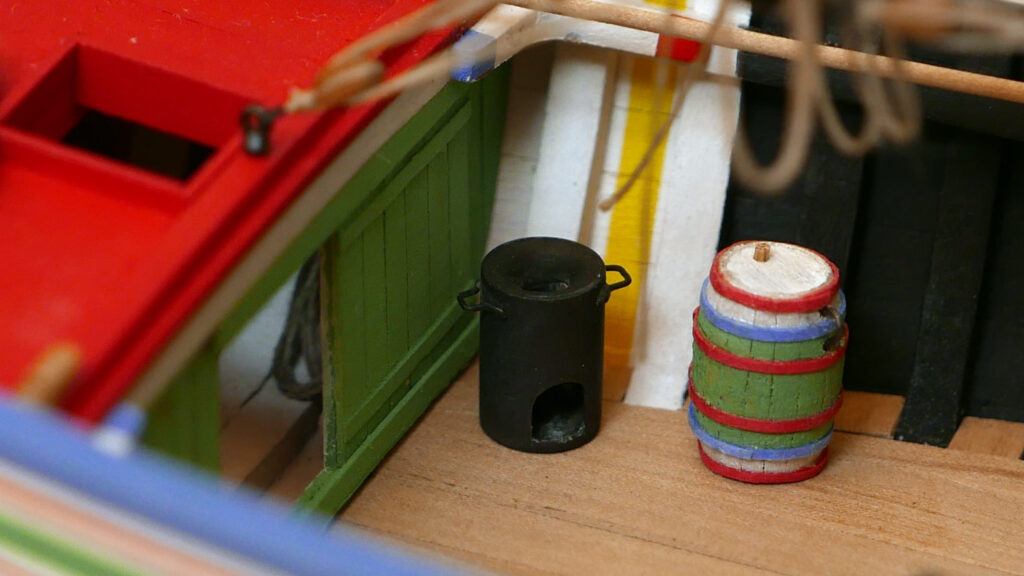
965, 143, 1024, 423
797, 133, 864, 275
842, 143, 940, 397
893, 128, 1000, 446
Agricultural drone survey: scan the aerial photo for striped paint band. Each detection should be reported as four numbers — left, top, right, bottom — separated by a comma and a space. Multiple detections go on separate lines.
0, 509, 144, 576
451, 30, 498, 82
0, 397, 470, 576
688, 376, 843, 434
700, 279, 846, 342
698, 443, 828, 484
687, 403, 833, 461
692, 308, 849, 374
710, 242, 840, 313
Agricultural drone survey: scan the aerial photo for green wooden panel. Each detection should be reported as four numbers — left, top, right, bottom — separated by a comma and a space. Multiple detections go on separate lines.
404, 170, 432, 340
362, 217, 390, 386
295, 316, 480, 521
303, 67, 508, 514
446, 125, 474, 287
323, 90, 478, 462
384, 201, 410, 366
335, 234, 367, 429
340, 301, 463, 446
142, 339, 220, 472
427, 148, 452, 317
339, 103, 470, 249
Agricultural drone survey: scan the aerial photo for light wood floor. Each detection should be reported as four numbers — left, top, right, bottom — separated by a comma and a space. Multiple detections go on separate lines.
336, 363, 1024, 575
251, 362, 1024, 575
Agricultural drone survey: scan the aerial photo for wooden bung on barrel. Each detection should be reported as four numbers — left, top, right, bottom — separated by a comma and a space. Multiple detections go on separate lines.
688, 241, 847, 484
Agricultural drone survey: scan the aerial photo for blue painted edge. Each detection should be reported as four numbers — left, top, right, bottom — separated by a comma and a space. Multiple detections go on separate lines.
0, 398, 471, 576
101, 402, 148, 439
700, 279, 847, 342
451, 30, 497, 82
687, 403, 832, 461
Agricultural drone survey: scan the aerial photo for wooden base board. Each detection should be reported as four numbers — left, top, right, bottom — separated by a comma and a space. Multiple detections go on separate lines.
335, 362, 1024, 576
949, 417, 1024, 459
266, 425, 325, 505
603, 364, 632, 402
834, 391, 905, 438
220, 394, 319, 489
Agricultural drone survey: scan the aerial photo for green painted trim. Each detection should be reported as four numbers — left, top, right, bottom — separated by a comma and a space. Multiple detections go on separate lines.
694, 410, 833, 449
295, 317, 480, 522
142, 340, 220, 472
691, 347, 843, 421
0, 510, 146, 576
697, 310, 835, 361
341, 301, 466, 446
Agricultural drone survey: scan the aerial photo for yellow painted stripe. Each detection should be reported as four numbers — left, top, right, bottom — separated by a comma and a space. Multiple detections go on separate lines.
645, 0, 687, 9
604, 56, 679, 368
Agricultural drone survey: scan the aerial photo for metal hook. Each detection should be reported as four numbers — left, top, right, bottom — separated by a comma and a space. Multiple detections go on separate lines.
240, 105, 284, 156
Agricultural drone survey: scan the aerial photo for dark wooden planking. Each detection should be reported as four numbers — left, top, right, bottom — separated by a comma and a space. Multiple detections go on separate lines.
892, 127, 1000, 446
965, 142, 1024, 424
841, 143, 940, 397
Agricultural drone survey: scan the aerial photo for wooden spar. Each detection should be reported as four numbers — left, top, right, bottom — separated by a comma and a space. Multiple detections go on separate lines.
503, 0, 1024, 106
295, 0, 1024, 111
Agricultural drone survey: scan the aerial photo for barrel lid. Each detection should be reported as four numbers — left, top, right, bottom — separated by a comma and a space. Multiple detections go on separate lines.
710, 241, 839, 313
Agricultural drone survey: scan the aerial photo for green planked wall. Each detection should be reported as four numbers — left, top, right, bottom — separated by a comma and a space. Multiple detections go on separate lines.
301, 68, 508, 516
142, 68, 509, 518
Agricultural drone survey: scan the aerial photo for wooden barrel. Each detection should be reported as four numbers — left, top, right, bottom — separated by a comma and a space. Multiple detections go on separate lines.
688, 241, 847, 484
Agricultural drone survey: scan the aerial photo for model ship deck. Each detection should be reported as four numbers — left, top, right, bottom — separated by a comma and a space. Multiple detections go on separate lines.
299, 363, 1024, 575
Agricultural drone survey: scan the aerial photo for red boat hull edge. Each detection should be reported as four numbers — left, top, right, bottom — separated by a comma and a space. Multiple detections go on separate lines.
0, 0, 451, 420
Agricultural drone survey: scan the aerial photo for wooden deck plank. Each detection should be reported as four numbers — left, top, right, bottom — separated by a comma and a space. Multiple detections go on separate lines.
338, 363, 1024, 576
266, 425, 325, 505
949, 417, 1024, 459
220, 391, 319, 489
834, 391, 905, 438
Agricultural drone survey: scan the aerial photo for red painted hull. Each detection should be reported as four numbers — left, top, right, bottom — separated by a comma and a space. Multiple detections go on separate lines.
0, 0, 451, 420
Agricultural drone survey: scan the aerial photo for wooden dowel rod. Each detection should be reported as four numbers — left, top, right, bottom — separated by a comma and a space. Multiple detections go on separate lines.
503, 0, 1024, 105
17, 343, 81, 407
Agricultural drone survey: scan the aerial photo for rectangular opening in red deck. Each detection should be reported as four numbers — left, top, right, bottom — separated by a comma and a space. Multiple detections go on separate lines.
1, 44, 248, 183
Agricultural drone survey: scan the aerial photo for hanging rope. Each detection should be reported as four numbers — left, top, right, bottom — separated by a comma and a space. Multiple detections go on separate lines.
598, 0, 735, 211
243, 255, 323, 406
